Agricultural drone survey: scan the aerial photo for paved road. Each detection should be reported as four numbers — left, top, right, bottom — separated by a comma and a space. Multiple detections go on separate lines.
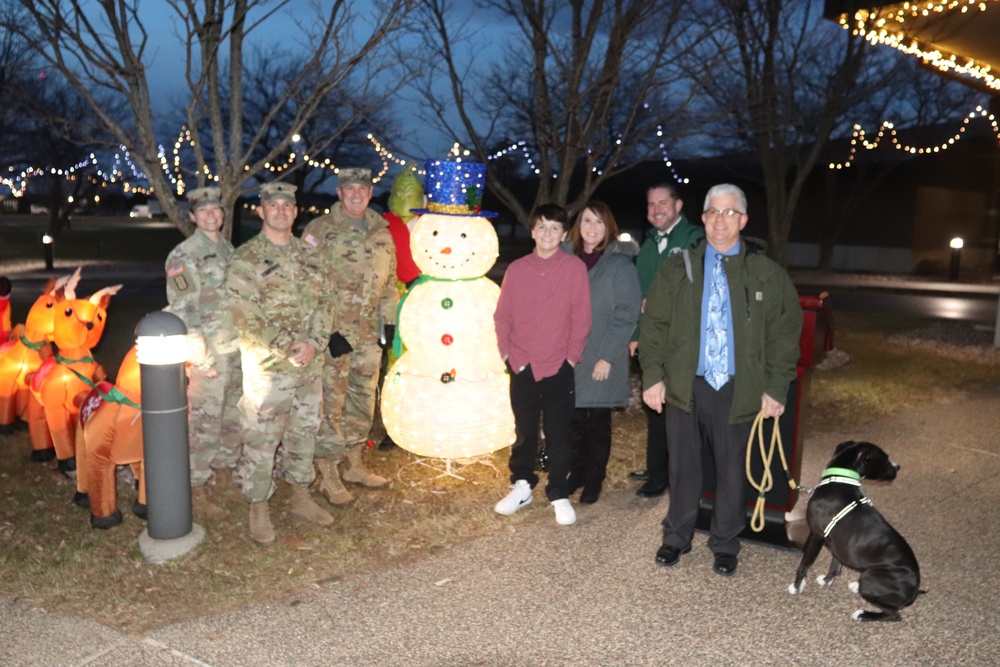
3, 385, 1000, 666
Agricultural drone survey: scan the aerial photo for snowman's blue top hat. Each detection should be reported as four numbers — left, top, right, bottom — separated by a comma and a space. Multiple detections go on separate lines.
411, 159, 498, 218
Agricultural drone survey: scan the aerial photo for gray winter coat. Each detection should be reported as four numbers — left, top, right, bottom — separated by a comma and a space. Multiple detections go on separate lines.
571, 239, 642, 408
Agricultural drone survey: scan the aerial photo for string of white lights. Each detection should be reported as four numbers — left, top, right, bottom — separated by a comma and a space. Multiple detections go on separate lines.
829, 105, 1000, 169
21, 106, 999, 197
837, 1, 1000, 91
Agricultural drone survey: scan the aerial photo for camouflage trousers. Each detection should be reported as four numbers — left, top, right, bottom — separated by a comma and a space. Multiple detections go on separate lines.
238, 358, 322, 504
188, 350, 243, 486
314, 343, 381, 461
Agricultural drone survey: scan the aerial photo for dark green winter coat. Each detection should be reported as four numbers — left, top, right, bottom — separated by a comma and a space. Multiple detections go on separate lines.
638, 238, 802, 424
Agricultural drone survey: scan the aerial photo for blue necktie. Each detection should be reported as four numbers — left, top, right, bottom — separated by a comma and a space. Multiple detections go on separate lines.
705, 254, 729, 390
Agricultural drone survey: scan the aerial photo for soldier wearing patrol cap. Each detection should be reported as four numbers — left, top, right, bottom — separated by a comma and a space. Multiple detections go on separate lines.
225, 181, 335, 545
302, 167, 396, 505
165, 185, 243, 521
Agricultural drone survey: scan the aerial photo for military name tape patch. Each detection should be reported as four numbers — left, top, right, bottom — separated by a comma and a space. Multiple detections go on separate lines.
173, 275, 189, 291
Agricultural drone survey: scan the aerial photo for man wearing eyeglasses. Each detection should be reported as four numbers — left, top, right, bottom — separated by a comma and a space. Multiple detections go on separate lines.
638, 183, 801, 577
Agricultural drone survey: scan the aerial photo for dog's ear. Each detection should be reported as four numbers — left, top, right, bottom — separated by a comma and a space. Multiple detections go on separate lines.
835, 440, 856, 455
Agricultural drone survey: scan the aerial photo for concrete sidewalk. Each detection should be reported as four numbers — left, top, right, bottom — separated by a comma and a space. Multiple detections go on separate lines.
3, 383, 999, 667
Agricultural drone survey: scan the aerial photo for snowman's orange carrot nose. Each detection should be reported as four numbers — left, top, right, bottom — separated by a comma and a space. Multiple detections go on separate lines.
440, 247, 452, 254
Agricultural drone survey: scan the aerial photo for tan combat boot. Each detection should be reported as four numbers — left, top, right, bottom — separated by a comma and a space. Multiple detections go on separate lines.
249, 501, 275, 545
287, 484, 335, 526
341, 448, 389, 488
213, 469, 235, 495
315, 458, 354, 505
192, 485, 228, 520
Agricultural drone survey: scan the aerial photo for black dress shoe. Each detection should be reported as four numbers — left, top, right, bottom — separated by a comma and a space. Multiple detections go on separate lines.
636, 479, 669, 497
655, 544, 691, 567
579, 483, 602, 505
713, 553, 738, 576
628, 469, 649, 481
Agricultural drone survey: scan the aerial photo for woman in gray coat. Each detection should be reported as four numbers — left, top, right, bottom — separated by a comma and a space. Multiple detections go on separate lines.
565, 201, 641, 503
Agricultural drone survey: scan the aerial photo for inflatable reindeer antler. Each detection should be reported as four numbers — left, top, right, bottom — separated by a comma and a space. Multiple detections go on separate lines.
62, 267, 83, 300
88, 285, 124, 307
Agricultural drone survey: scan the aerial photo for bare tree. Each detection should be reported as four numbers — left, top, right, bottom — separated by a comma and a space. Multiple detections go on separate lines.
0, 0, 35, 170
690, 0, 888, 266
225, 47, 401, 203
8, 0, 414, 238
409, 0, 700, 225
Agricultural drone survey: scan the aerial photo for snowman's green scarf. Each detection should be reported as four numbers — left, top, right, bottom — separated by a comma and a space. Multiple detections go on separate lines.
393, 274, 481, 357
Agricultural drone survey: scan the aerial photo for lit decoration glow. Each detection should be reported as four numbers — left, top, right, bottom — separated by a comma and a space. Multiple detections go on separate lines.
828, 106, 1000, 169
3, 110, 694, 198
837, 1, 1000, 91
380, 162, 516, 459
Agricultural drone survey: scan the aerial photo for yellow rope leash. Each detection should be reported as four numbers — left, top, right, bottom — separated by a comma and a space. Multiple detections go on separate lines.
745, 410, 798, 532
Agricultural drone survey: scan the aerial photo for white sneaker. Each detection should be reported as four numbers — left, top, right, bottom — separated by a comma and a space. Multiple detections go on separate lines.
551, 498, 576, 526
495, 480, 533, 515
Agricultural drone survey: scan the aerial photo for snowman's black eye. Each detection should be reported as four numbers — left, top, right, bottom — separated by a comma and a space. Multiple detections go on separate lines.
432, 231, 438, 236
460, 233, 467, 239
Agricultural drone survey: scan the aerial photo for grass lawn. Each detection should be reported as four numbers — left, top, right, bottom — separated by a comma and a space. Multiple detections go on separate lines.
1, 311, 997, 631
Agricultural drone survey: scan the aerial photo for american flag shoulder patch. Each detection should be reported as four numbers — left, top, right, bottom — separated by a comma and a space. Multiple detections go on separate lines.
303, 233, 319, 247
167, 263, 185, 277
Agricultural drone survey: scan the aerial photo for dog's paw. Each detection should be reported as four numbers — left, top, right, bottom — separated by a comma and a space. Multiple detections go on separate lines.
848, 581, 860, 594
816, 574, 832, 587
788, 581, 804, 595
851, 609, 864, 621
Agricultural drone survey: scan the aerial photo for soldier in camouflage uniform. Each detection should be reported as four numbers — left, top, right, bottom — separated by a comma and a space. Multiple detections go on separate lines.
225, 181, 334, 545
165, 186, 242, 520
301, 167, 396, 505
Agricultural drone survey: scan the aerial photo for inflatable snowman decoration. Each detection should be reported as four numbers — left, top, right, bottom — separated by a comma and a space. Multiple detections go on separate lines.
380, 160, 515, 459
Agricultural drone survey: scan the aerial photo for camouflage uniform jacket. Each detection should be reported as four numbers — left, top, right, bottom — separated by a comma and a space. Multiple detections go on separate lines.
225, 233, 331, 373
165, 229, 240, 370
301, 202, 397, 348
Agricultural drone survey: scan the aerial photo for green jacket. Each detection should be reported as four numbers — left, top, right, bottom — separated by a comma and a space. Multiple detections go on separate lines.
631, 215, 704, 343
635, 214, 704, 296
638, 238, 802, 424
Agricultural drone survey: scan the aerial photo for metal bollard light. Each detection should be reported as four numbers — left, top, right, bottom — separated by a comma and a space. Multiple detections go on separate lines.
135, 311, 204, 562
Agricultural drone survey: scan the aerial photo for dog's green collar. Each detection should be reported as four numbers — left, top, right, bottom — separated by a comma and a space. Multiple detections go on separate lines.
821, 467, 861, 480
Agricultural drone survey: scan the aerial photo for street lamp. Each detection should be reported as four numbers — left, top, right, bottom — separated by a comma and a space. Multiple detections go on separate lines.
949, 237, 963, 281
135, 311, 204, 563
42, 233, 54, 271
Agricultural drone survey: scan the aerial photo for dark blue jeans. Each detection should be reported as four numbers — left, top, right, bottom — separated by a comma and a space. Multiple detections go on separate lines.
507, 361, 576, 501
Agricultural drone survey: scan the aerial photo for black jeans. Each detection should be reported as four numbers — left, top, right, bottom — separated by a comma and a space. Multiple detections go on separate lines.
569, 407, 612, 487
507, 361, 576, 501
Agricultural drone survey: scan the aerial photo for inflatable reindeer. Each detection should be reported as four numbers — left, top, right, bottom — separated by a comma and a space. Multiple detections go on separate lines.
76, 344, 146, 528
0, 271, 76, 459
30, 280, 122, 474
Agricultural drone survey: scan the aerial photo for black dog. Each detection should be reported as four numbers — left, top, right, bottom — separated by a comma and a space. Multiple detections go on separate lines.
788, 441, 921, 622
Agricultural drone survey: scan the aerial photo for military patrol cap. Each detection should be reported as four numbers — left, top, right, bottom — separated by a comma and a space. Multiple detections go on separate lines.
260, 181, 297, 203
187, 186, 223, 211
337, 168, 372, 188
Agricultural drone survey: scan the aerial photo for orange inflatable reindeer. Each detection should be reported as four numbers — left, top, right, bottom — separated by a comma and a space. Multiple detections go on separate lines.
0, 271, 75, 459
30, 280, 122, 474
76, 344, 146, 528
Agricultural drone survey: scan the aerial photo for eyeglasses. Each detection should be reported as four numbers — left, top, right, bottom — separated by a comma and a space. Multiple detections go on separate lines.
704, 208, 744, 220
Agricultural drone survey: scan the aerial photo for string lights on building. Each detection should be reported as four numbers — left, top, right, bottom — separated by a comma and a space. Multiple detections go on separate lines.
829, 106, 1000, 169
837, 1, 1000, 91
